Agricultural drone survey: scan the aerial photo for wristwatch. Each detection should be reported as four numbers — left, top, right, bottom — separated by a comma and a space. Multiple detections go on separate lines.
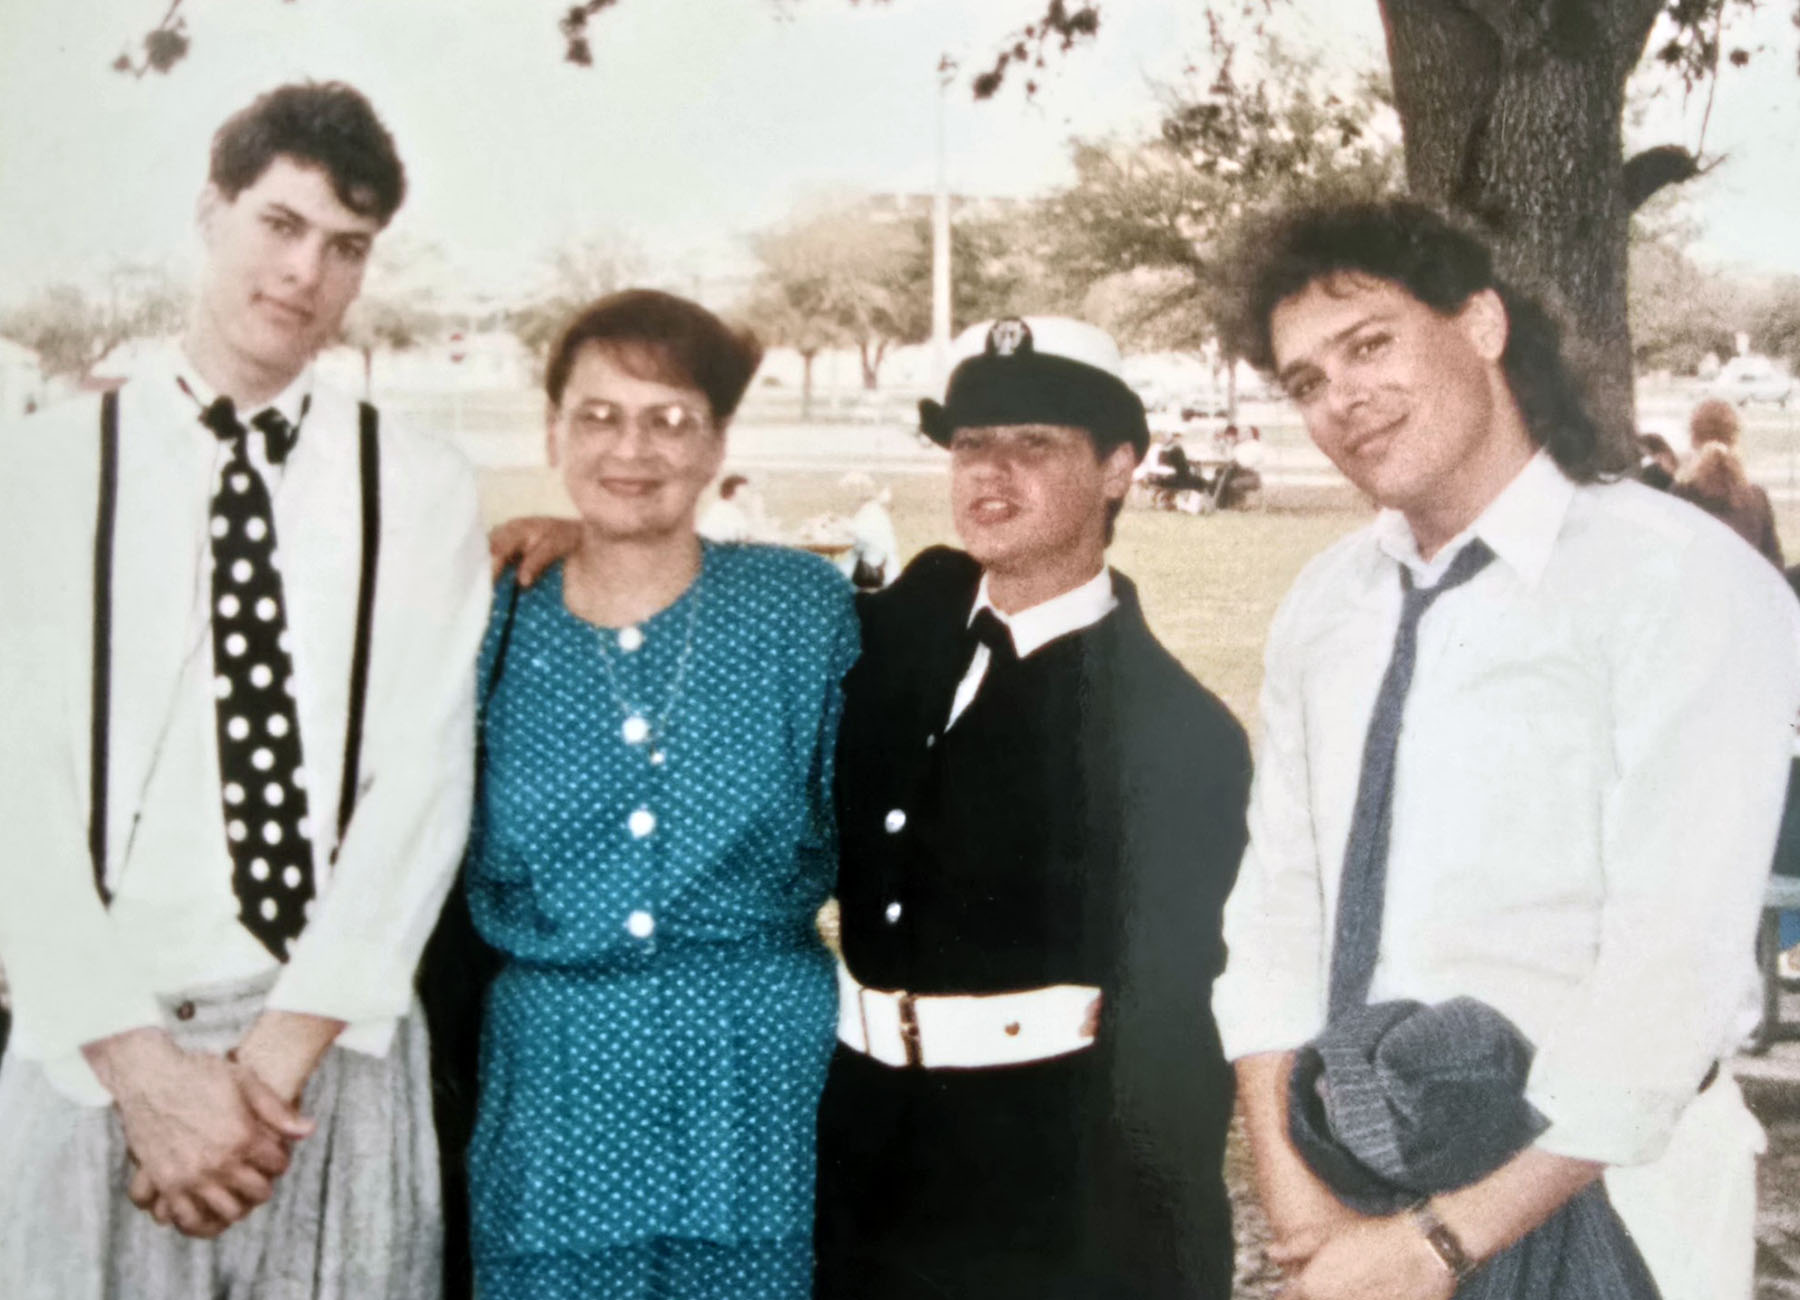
1409, 1198, 1478, 1285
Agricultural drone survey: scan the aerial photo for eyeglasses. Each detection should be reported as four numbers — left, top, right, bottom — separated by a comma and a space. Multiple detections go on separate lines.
564, 400, 712, 445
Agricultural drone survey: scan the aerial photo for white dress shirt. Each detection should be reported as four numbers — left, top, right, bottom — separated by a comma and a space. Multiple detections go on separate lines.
947, 566, 1117, 727
104, 358, 320, 1004
0, 343, 489, 1102
1214, 451, 1800, 1171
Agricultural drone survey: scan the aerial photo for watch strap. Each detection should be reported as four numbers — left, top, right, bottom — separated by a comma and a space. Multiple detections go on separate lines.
1409, 1198, 1478, 1284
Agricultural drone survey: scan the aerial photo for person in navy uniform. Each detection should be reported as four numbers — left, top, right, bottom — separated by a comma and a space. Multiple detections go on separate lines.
814, 317, 1251, 1299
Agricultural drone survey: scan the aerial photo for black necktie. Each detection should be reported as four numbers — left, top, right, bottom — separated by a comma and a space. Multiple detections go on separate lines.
968, 607, 1018, 669
1327, 538, 1496, 1019
202, 396, 315, 959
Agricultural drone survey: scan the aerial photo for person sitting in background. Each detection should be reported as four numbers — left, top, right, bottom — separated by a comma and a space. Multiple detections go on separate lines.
1215, 425, 1267, 509
1674, 399, 1783, 566
1633, 432, 1679, 491
697, 472, 754, 542
837, 472, 899, 590
1151, 431, 1213, 503
461, 289, 857, 1300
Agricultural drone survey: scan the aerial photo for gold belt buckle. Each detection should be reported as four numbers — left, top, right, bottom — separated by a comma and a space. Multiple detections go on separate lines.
896, 991, 923, 1067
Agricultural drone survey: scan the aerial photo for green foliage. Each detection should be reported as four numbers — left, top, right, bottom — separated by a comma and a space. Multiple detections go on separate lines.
1747, 276, 1800, 369
1035, 37, 1399, 355
508, 235, 645, 361
1627, 237, 1737, 373
741, 198, 1041, 389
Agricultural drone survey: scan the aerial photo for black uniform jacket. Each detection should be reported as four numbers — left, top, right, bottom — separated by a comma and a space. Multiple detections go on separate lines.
815, 547, 1252, 1300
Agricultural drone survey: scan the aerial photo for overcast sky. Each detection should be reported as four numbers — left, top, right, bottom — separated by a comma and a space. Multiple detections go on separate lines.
1, 0, 1795, 308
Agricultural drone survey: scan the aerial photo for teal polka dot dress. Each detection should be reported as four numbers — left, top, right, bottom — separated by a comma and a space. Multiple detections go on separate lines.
466, 542, 859, 1299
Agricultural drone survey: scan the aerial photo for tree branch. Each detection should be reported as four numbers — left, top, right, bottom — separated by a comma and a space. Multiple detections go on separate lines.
1622, 143, 1703, 210
969, 0, 1103, 100
114, 0, 192, 77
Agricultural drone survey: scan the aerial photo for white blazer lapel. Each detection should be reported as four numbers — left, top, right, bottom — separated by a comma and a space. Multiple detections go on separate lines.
103, 381, 217, 878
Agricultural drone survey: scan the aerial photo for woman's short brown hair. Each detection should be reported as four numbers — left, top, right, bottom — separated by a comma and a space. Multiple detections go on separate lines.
545, 289, 763, 423
1688, 398, 1741, 449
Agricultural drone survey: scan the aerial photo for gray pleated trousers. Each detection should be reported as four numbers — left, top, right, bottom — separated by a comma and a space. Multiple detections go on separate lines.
0, 973, 442, 1300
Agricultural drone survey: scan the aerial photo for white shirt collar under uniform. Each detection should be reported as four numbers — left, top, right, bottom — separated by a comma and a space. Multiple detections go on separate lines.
1372, 449, 1573, 590
947, 565, 1118, 728
967, 565, 1117, 657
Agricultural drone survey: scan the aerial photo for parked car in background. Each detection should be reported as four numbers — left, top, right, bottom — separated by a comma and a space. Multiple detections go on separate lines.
1707, 355, 1793, 407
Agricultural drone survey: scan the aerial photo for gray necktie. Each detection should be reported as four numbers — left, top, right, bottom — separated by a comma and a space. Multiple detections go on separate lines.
1328, 538, 1495, 1019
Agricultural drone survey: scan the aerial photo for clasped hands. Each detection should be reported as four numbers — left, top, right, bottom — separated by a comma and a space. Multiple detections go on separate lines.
84, 1011, 336, 1239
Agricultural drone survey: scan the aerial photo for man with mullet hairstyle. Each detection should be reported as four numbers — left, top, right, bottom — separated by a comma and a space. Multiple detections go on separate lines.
1214, 199, 1800, 1300
0, 82, 487, 1298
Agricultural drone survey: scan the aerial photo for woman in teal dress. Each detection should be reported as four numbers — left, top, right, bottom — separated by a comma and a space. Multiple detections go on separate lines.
465, 290, 859, 1298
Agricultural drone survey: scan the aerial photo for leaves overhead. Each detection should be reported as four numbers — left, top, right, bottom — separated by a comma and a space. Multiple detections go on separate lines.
113, 0, 190, 77
114, 0, 1800, 104
969, 1, 1102, 100
1036, 36, 1399, 351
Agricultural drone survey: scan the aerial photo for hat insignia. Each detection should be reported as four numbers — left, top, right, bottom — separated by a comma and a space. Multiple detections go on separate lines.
986, 318, 1033, 358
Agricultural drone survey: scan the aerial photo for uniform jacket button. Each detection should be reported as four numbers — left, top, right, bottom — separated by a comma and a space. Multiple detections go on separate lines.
884, 809, 907, 833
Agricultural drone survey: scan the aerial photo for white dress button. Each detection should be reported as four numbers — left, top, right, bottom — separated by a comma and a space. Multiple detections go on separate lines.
884, 901, 903, 924
924, 733, 937, 749
628, 807, 657, 838
618, 626, 644, 652
626, 909, 656, 938
621, 715, 650, 745
884, 809, 907, 833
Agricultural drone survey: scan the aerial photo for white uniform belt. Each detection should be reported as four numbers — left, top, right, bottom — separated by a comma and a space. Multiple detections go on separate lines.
836, 960, 1100, 1069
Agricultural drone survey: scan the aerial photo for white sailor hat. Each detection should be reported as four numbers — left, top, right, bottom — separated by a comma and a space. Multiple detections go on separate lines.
919, 315, 1149, 460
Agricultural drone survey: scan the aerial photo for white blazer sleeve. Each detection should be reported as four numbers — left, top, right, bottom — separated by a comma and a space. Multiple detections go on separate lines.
0, 404, 164, 1073
264, 430, 488, 1043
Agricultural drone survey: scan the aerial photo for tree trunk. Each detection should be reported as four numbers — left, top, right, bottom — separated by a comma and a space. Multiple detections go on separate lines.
801, 350, 817, 421
858, 338, 888, 390
361, 345, 374, 399
1377, 0, 1664, 452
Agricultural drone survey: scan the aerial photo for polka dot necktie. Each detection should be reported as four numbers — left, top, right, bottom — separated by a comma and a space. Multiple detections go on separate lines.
201, 395, 313, 960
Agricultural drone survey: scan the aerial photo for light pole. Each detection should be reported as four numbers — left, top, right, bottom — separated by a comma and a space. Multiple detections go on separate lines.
931, 57, 954, 392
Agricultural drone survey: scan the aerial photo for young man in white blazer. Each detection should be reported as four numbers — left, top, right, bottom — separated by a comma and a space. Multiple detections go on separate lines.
0, 82, 487, 1298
